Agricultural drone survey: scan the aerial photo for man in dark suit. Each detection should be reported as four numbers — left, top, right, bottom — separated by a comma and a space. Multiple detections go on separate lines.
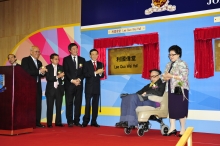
21, 46, 47, 128
63, 43, 85, 127
115, 69, 166, 128
82, 49, 104, 128
8, 54, 20, 66
45, 53, 65, 128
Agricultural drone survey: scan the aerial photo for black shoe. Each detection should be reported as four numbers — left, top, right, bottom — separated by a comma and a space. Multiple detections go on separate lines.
115, 121, 124, 127
81, 123, 87, 127
68, 123, 74, 127
74, 123, 82, 127
91, 123, 100, 127
163, 129, 177, 136
121, 121, 128, 128
55, 124, 64, 127
47, 125, 53, 128
36, 124, 45, 128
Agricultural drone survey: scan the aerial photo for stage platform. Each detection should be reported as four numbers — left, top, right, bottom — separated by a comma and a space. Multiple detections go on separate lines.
0, 125, 219, 146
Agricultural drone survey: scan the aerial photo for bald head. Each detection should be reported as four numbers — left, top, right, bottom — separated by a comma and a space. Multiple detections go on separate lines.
30, 46, 40, 59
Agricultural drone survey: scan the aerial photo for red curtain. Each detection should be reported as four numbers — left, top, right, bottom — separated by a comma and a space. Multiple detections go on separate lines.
94, 33, 159, 79
96, 48, 107, 80
194, 26, 220, 78
142, 43, 160, 79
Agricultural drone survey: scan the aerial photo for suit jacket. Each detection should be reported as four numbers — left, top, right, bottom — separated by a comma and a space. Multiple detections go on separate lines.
63, 55, 85, 86
84, 60, 104, 94
136, 79, 166, 98
21, 56, 44, 83
45, 64, 64, 97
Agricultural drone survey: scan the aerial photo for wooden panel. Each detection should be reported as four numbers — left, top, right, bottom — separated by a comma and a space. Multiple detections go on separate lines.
0, 0, 81, 65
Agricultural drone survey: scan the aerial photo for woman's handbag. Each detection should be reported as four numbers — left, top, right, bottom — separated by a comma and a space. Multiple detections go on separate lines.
174, 86, 183, 95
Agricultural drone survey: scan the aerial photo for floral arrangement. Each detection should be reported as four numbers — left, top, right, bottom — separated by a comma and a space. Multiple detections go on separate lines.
177, 80, 184, 87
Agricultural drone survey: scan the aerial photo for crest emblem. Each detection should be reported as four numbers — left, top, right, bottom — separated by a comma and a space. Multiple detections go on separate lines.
0, 74, 6, 93
145, 0, 176, 15
153, 0, 167, 7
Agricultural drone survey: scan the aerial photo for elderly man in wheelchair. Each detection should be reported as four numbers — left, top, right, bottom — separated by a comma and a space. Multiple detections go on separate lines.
115, 69, 168, 136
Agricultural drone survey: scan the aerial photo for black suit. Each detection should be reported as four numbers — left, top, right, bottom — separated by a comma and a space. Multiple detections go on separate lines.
83, 60, 104, 125
21, 56, 44, 125
45, 64, 64, 126
136, 79, 166, 101
63, 55, 85, 124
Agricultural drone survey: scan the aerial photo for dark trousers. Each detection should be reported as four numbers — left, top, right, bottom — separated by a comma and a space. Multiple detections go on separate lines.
83, 94, 99, 124
36, 82, 42, 125
46, 87, 63, 125
65, 85, 83, 124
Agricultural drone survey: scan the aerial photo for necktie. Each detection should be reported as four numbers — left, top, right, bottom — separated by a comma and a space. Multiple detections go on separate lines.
168, 62, 175, 73
73, 57, 76, 69
34, 59, 38, 68
54, 66, 58, 88
93, 61, 97, 71
34, 59, 39, 82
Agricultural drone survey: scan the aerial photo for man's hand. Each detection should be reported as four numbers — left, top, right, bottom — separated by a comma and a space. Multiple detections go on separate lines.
40, 67, 48, 74
71, 79, 80, 86
95, 68, 104, 74
57, 72, 65, 78
142, 92, 147, 96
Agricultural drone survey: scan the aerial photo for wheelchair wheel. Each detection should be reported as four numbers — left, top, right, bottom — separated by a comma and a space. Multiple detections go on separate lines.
160, 125, 169, 135
137, 129, 144, 137
124, 127, 132, 135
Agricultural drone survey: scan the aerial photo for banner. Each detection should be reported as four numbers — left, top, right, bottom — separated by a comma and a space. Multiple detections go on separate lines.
108, 46, 143, 75
82, 0, 220, 26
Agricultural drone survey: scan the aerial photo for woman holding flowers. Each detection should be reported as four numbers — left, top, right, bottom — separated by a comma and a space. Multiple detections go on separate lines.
162, 45, 189, 137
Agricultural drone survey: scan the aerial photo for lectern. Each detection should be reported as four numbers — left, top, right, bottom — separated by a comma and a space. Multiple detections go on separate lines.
0, 66, 37, 135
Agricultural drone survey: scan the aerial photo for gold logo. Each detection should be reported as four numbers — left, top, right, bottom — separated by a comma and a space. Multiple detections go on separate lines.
145, 0, 176, 15
153, 0, 167, 8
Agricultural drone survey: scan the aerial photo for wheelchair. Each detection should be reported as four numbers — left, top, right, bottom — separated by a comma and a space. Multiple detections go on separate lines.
134, 92, 169, 136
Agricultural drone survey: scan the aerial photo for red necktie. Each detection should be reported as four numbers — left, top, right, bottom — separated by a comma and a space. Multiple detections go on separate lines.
93, 61, 96, 71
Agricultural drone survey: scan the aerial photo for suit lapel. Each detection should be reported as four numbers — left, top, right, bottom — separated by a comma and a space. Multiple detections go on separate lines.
29, 56, 38, 69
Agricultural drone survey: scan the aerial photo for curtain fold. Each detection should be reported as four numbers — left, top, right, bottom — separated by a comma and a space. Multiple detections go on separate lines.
194, 39, 214, 78
96, 48, 107, 80
94, 33, 158, 48
94, 33, 159, 80
194, 26, 220, 78
142, 43, 160, 79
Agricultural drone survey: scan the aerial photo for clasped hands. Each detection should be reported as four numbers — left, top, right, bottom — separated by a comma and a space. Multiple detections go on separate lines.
71, 78, 81, 86
40, 66, 48, 74
95, 68, 104, 74
57, 72, 65, 78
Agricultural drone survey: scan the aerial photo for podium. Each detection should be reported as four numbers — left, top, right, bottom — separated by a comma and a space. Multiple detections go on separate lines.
0, 66, 37, 135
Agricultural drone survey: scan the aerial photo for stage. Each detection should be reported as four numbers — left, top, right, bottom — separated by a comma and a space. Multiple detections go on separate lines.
0, 125, 219, 146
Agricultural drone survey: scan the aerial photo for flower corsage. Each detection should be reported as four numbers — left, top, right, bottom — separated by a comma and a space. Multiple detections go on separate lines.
152, 84, 158, 89
79, 64, 83, 68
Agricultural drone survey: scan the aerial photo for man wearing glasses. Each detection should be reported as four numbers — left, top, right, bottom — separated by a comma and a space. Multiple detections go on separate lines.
116, 69, 166, 128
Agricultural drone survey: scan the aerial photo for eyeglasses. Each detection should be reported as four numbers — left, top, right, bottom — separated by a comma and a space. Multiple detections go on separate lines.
150, 74, 159, 78
168, 54, 177, 57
